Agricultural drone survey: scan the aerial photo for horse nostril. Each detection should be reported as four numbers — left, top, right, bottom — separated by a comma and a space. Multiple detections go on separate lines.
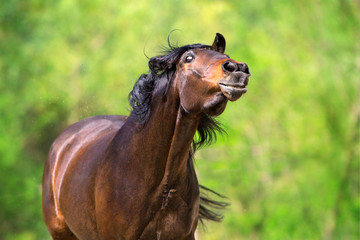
239, 63, 250, 74
222, 61, 238, 73
223, 61, 250, 74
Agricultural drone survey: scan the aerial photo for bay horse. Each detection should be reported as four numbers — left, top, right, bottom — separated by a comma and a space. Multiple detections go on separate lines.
42, 33, 251, 240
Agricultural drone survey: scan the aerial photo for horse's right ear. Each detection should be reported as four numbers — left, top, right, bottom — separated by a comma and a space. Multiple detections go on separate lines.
211, 33, 226, 53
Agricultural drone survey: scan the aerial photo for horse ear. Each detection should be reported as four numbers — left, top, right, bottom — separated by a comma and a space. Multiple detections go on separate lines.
211, 33, 226, 53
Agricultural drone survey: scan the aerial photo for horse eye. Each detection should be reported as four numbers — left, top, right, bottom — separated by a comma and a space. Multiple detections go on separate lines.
185, 55, 194, 63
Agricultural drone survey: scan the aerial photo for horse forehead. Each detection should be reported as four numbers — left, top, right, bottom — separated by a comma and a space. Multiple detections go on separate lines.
193, 48, 228, 63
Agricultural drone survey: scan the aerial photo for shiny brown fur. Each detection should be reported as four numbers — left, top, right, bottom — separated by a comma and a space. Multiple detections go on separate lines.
42, 33, 250, 240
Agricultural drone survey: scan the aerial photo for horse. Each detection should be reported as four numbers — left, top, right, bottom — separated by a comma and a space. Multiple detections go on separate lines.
42, 33, 251, 240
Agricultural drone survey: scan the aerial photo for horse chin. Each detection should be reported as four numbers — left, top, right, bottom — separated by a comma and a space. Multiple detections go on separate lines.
203, 94, 228, 116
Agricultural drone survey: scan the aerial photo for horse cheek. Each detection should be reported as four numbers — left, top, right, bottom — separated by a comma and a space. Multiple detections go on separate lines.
179, 79, 203, 114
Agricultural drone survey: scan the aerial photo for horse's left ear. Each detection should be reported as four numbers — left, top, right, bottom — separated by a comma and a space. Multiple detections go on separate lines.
211, 33, 226, 53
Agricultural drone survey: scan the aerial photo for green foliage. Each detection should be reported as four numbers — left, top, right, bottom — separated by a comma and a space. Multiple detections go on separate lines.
0, 0, 358, 239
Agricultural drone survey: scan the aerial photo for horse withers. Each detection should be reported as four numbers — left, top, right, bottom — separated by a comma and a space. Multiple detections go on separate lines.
42, 33, 250, 240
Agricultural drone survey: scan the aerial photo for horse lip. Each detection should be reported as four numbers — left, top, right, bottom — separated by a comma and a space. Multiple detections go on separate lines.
228, 72, 251, 79
218, 82, 247, 101
218, 82, 247, 89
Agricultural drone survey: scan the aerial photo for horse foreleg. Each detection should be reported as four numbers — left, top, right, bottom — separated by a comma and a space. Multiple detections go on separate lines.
43, 170, 79, 240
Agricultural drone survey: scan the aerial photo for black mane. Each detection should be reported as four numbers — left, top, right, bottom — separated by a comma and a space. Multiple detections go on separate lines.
128, 42, 229, 223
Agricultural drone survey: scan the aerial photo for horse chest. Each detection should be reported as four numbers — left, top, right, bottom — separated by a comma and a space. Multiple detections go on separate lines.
139, 188, 200, 240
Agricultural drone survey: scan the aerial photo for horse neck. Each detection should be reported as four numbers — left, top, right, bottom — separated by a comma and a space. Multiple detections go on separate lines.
161, 107, 200, 185
128, 78, 201, 188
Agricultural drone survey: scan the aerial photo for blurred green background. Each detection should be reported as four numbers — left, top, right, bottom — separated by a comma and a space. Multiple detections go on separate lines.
0, 0, 359, 239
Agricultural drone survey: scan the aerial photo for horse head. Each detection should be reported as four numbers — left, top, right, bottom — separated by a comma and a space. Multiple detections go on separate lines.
175, 33, 251, 116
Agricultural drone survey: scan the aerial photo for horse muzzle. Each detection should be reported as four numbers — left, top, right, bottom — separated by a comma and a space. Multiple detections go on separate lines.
219, 61, 251, 101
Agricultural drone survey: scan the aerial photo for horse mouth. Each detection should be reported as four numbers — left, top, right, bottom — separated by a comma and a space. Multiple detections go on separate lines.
218, 83, 247, 101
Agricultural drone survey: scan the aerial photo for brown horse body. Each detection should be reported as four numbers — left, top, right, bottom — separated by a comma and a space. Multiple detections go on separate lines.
42, 34, 250, 240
